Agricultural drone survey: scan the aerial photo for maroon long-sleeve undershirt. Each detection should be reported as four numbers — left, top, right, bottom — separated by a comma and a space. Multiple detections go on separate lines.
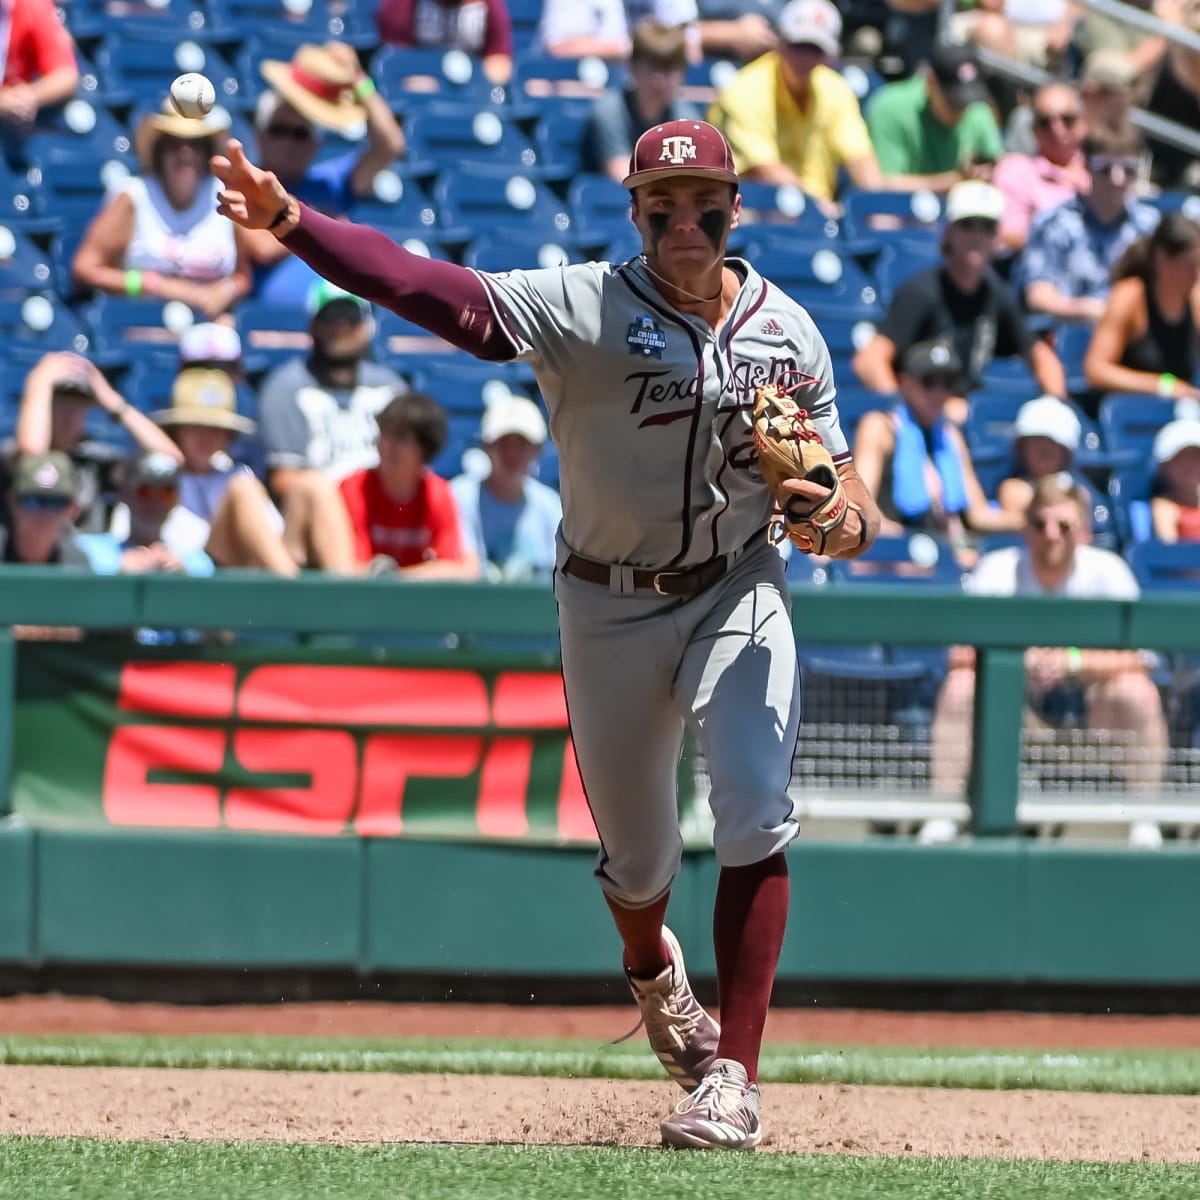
283, 203, 516, 361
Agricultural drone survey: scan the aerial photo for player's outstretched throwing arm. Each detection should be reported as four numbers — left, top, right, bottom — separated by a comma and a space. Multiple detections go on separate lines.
211, 140, 514, 361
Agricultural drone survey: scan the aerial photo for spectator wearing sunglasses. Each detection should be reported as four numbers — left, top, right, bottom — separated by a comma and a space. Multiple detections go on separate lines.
244, 42, 406, 306
853, 181, 1067, 421
1021, 122, 1158, 329
928, 473, 1167, 847
0, 452, 88, 565
991, 83, 1089, 255
76, 451, 213, 576
853, 337, 1023, 565
1084, 212, 1200, 406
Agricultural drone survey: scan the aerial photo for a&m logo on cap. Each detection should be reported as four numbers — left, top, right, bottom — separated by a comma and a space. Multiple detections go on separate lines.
658, 135, 698, 166
627, 314, 667, 359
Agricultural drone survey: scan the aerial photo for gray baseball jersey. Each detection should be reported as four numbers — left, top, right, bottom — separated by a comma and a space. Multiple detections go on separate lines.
475, 256, 849, 568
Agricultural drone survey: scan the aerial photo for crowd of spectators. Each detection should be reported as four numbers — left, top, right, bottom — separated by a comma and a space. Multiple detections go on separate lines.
1, 0, 1199, 830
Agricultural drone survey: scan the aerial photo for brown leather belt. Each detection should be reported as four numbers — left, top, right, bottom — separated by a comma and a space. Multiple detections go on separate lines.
561, 552, 730, 597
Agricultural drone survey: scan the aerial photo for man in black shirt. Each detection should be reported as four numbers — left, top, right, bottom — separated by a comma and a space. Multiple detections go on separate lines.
852, 179, 1067, 422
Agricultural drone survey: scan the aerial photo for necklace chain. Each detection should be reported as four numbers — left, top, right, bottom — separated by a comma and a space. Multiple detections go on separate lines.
639, 256, 723, 304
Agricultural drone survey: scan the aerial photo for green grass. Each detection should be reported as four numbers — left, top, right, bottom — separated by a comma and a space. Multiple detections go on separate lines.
3, 1034, 1200, 1095
1, 1138, 1197, 1200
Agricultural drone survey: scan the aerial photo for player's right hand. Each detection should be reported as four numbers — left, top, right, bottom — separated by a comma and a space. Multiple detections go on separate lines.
211, 139, 291, 230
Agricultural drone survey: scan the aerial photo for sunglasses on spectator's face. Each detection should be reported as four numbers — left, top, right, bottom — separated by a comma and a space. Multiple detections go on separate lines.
917, 373, 957, 391
17, 494, 70, 513
1034, 111, 1080, 131
136, 484, 179, 503
265, 124, 313, 142
1088, 156, 1139, 175
1029, 516, 1077, 535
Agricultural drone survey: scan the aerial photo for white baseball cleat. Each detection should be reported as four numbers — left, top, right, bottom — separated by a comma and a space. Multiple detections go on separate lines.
660, 1058, 763, 1151
624, 925, 720, 1091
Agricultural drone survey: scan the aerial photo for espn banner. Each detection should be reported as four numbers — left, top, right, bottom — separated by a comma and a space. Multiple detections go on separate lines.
13, 643, 599, 843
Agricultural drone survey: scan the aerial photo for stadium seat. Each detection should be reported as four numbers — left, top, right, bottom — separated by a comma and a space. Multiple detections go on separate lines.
506, 0, 544, 53
511, 53, 621, 104
432, 165, 573, 237
568, 175, 632, 251
976, 357, 1039, 397
374, 309, 462, 367
0, 294, 93, 364
405, 104, 541, 175
964, 392, 1024, 463
234, 300, 313, 370
740, 234, 881, 310
208, 0, 370, 46
1099, 394, 1174, 461
24, 146, 132, 226
534, 108, 588, 183
0, 225, 54, 294
462, 233, 577, 273
736, 182, 839, 242
872, 242, 940, 301
1126, 540, 1200, 593
20, 101, 135, 168
85, 295, 198, 369
1108, 464, 1155, 545
841, 188, 945, 257
346, 174, 439, 232
372, 45, 512, 112
407, 360, 533, 415
834, 386, 887, 447
97, 36, 244, 110
830, 533, 966, 587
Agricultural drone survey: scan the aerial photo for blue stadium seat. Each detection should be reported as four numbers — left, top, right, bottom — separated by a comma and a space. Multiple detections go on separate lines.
405, 104, 541, 175
234, 300, 313, 371
24, 146, 132, 226
977, 357, 1039, 397
1127, 540, 1200, 593
568, 175, 632, 250
506, 0, 544, 52
511, 53, 622, 105
1108, 463, 1155, 545
534, 108, 588, 183
964, 392, 1024, 463
0, 294, 93, 363
372, 45, 511, 112
831, 533, 966, 587
97, 37, 245, 110
736, 182, 839, 242
208, 0, 369, 46
462, 233, 578, 272
872, 242, 940, 301
1099, 394, 1174, 460
0, 225, 54, 294
374, 309, 463, 367
407, 361, 533, 415
432, 165, 573, 237
20, 101, 134, 168
85, 295, 196, 369
346, 175, 439, 232
741, 234, 881, 310
841, 188, 945, 257
834, 385, 887, 448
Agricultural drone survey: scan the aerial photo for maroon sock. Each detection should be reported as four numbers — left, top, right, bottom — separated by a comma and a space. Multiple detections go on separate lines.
606, 891, 672, 978
713, 854, 790, 1081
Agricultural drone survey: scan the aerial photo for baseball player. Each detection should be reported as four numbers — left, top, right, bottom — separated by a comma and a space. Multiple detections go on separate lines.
213, 120, 880, 1151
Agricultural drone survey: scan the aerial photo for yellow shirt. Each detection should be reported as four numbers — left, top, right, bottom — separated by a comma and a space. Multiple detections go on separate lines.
707, 57, 873, 203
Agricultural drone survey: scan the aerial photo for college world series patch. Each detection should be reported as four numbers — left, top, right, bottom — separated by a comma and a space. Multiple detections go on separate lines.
627, 314, 667, 359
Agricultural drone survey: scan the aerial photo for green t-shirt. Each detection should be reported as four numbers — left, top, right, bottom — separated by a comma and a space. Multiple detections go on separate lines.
866, 75, 1004, 176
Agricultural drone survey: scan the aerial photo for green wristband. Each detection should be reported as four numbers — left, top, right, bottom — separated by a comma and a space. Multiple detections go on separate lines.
1066, 647, 1083, 675
354, 76, 376, 101
124, 269, 143, 298
1158, 373, 1177, 399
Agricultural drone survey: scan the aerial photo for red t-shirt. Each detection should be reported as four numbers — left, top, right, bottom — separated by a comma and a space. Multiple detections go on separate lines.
340, 467, 467, 567
376, 0, 513, 57
3, 0, 77, 88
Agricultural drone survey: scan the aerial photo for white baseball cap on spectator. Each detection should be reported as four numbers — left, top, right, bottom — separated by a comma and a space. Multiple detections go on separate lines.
179, 322, 243, 367
777, 0, 842, 56
945, 180, 1005, 225
481, 393, 548, 446
1152, 418, 1200, 465
1013, 396, 1082, 452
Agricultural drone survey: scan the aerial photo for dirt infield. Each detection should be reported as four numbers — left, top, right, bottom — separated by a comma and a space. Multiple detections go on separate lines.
4, 997, 1200, 1161
2, 1066, 1200, 1161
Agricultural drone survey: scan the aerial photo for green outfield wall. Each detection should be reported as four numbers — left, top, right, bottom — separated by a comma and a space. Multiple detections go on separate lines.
0, 568, 1197, 989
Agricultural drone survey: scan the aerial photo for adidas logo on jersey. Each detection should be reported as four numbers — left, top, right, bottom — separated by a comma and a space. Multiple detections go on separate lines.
760, 319, 785, 337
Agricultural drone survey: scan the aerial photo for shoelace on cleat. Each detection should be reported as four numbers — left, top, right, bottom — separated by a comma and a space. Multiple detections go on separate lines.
674, 1065, 747, 1117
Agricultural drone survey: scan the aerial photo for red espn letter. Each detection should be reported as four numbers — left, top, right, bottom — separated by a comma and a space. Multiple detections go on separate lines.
103, 726, 225, 827
357, 734, 482, 836
117, 662, 237, 716
225, 730, 359, 834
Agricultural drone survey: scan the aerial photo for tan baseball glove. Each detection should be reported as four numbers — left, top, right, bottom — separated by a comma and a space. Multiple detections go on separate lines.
752, 382, 849, 553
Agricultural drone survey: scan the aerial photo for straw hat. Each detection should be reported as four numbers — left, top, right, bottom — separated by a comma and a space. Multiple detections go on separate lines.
260, 44, 367, 133
151, 369, 256, 436
134, 102, 231, 172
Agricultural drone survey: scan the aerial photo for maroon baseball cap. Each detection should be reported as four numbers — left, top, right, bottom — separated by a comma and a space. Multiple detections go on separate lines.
622, 120, 739, 191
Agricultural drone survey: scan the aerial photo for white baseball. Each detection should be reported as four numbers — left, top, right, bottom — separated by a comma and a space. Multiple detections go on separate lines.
169, 73, 216, 119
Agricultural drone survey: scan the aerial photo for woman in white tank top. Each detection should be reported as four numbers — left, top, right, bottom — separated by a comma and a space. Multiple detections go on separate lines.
72, 103, 251, 319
